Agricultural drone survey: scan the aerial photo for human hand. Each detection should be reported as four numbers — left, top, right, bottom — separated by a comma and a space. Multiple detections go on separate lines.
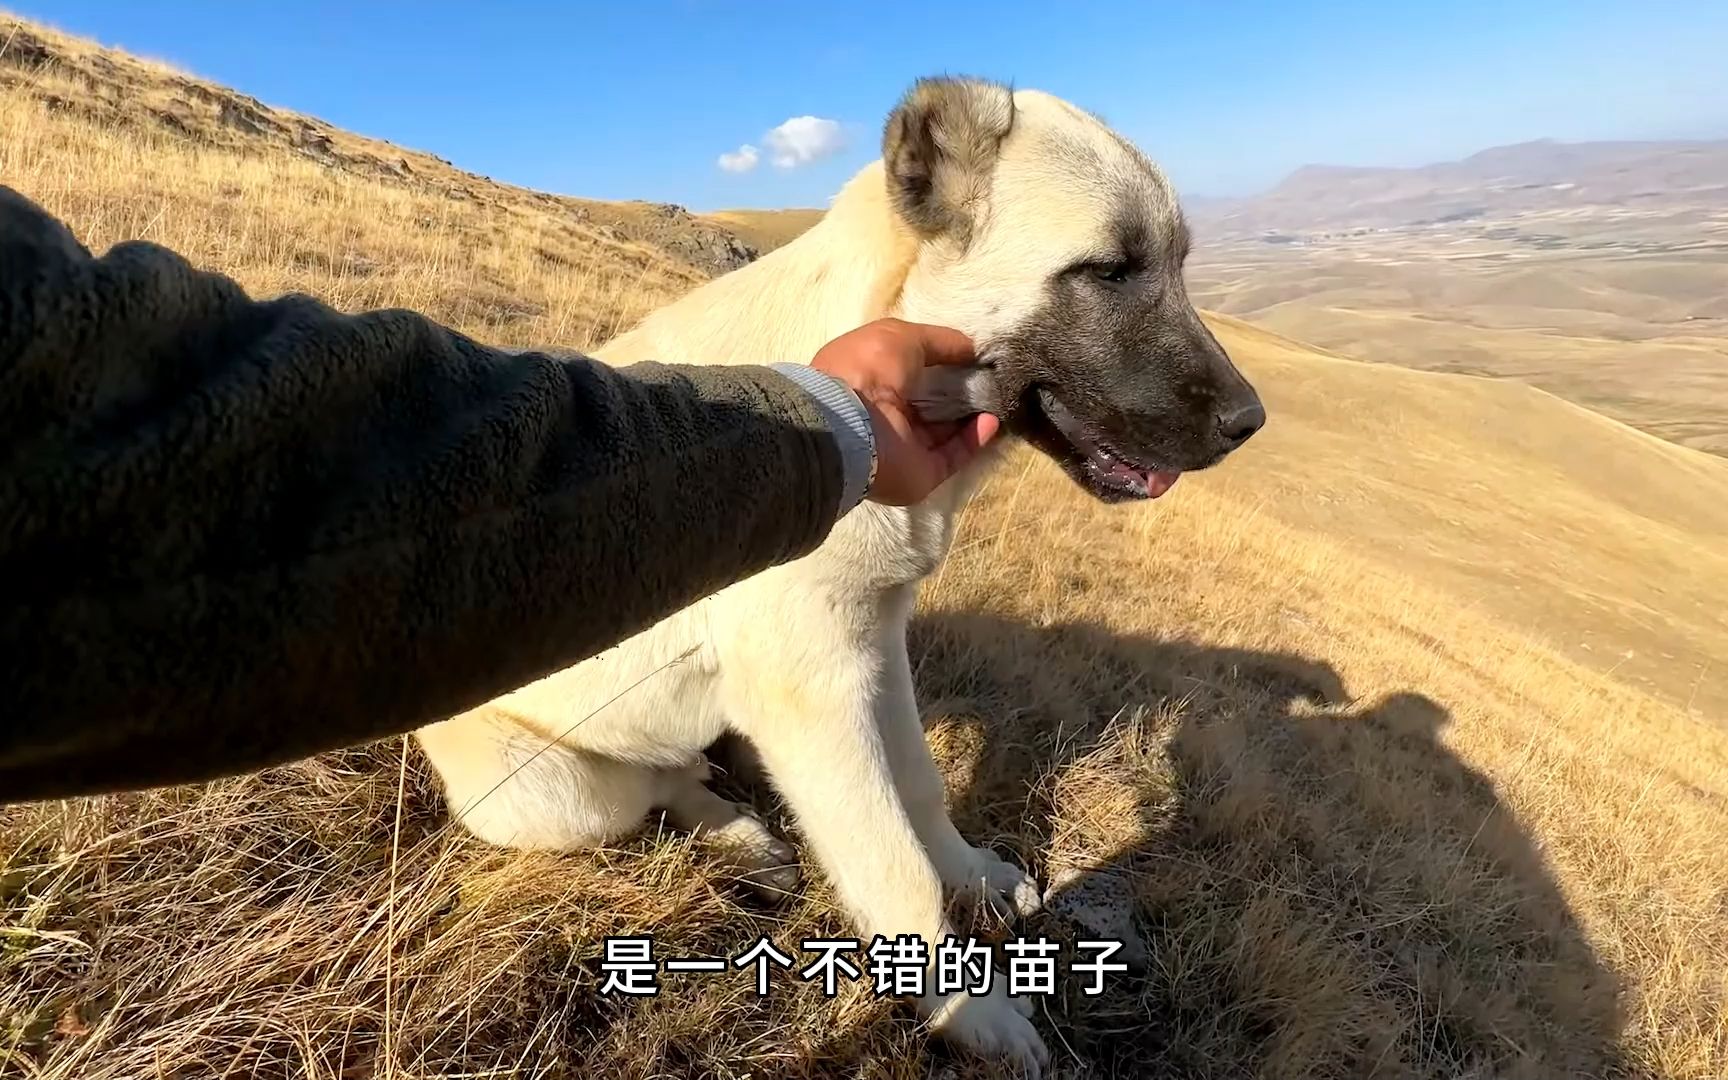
810, 318, 1002, 506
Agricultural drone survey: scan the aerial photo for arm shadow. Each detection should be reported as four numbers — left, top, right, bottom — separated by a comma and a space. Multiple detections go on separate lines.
892, 610, 1643, 1080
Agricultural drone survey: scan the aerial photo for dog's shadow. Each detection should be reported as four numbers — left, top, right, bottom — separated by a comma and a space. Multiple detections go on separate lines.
828, 611, 1640, 1079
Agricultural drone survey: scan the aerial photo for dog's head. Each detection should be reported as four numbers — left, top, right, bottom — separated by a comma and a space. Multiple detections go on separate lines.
888, 77, 1263, 501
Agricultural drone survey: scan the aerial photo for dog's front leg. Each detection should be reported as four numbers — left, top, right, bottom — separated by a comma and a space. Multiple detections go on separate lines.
749, 659, 1049, 1077
876, 616, 1043, 920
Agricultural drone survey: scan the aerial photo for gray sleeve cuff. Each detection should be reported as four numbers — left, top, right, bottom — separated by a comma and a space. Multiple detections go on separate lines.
770, 363, 875, 515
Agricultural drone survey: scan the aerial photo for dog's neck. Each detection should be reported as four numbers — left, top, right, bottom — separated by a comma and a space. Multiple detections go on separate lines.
597, 162, 997, 569
595, 162, 921, 369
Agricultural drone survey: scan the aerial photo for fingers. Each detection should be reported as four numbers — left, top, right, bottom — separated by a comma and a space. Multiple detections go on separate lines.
908, 365, 990, 423
916, 418, 964, 447
931, 412, 1001, 476
899, 321, 978, 369
867, 410, 1000, 506
832, 319, 996, 506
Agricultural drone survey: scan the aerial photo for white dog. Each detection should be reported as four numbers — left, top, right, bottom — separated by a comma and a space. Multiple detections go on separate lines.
417, 76, 1262, 1075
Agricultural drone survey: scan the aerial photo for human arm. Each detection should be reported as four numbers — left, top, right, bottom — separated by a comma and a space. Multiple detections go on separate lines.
0, 187, 990, 802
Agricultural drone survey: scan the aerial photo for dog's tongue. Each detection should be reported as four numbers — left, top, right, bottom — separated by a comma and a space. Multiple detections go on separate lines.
1143, 470, 1180, 498
1103, 461, 1181, 498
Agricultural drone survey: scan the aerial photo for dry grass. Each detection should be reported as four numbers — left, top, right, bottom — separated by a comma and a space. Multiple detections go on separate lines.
0, 12, 717, 353
701, 208, 826, 254
1185, 233, 1728, 461
1195, 315, 1728, 719
0, 85, 693, 353
5, 13, 1728, 1080
1180, 137, 1728, 460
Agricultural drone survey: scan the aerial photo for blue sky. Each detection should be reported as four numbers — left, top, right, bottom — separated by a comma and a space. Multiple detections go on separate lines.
17, 1, 1728, 210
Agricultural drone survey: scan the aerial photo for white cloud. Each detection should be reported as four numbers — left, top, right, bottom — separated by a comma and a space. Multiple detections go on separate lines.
716, 115, 848, 175
716, 143, 760, 174
763, 116, 847, 169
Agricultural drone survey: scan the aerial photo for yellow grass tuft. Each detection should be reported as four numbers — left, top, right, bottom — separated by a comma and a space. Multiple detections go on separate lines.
3, 12, 1726, 1080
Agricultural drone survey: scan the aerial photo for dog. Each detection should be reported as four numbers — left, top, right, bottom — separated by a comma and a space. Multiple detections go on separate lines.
416, 76, 1262, 1076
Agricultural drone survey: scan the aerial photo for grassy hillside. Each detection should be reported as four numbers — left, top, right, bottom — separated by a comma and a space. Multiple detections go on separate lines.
714, 200, 1728, 463
4, 15, 1727, 1080
1187, 251, 1728, 460
703, 207, 826, 254
1182, 140, 1728, 460
0, 12, 759, 348
1201, 315, 1728, 717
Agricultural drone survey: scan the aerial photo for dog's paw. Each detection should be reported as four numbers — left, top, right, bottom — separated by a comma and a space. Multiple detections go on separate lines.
703, 808, 801, 900
923, 982, 1048, 1078
949, 846, 1043, 921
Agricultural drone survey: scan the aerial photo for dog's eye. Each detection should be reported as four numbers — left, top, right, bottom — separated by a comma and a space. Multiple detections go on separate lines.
1091, 261, 1133, 285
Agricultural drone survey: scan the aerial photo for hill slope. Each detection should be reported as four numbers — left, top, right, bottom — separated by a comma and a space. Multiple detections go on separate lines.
1204, 314, 1728, 716
1191, 137, 1728, 239
1184, 138, 1728, 458
0, 13, 759, 287
3, 16, 1726, 1080
701, 207, 826, 253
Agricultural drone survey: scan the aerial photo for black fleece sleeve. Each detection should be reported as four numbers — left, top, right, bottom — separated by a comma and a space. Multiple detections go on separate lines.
0, 185, 843, 803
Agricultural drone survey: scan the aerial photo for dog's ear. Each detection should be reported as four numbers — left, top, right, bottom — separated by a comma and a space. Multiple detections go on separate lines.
882, 77, 1015, 241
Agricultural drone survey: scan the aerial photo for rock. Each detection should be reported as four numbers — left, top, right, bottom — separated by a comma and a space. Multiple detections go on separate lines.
656, 224, 758, 274
218, 97, 286, 138
151, 108, 194, 138
295, 125, 337, 163
0, 32, 51, 71
1040, 866, 1150, 972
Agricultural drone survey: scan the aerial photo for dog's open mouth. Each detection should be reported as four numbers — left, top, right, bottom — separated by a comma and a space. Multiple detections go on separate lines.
1032, 389, 1180, 501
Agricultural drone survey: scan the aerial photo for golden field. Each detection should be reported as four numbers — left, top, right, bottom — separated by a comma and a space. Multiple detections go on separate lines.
1180, 143, 1728, 462
3, 15, 1726, 1080
1185, 246, 1728, 462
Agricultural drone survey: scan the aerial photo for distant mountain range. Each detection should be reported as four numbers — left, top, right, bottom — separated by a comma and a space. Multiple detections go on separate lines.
1189, 137, 1728, 239
1181, 135, 1728, 463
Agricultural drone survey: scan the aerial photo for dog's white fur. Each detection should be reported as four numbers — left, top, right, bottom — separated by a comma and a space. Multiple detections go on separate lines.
416, 83, 1179, 1075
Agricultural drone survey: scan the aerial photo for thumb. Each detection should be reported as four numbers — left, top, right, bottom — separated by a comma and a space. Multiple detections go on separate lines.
905, 323, 979, 369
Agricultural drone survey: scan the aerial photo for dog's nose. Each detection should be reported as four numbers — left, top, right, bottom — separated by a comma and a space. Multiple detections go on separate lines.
1219, 400, 1265, 449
